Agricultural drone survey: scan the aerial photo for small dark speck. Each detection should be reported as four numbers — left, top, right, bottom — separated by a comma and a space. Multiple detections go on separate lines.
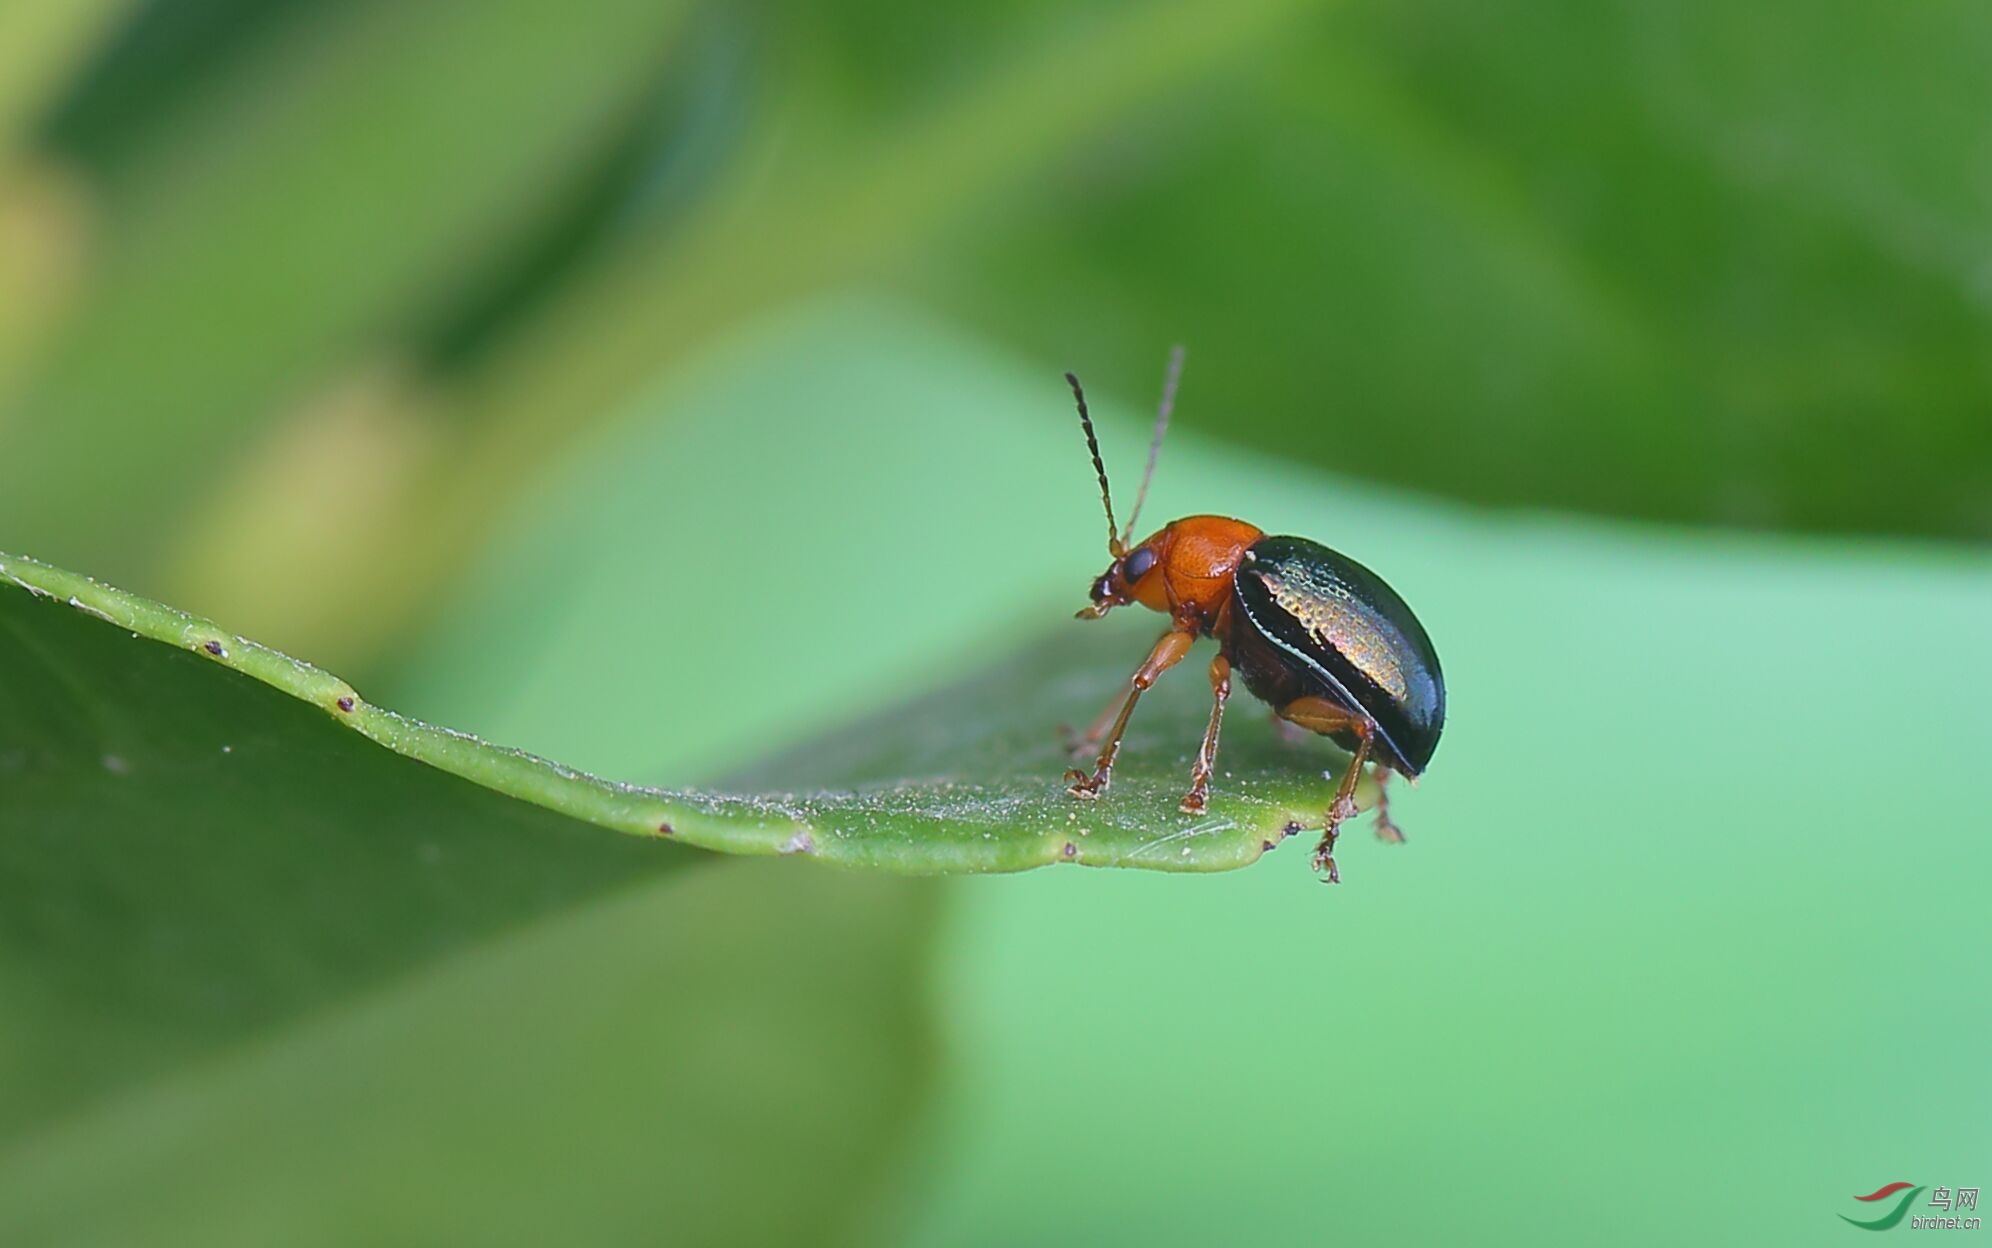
656, 821, 675, 837
204, 640, 225, 656
336, 697, 355, 713
1282, 820, 1303, 837
1261, 839, 1276, 851
1062, 841, 1077, 859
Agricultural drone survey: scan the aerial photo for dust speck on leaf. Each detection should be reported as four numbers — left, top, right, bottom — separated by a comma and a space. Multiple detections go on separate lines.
782, 830, 816, 855
101, 754, 130, 775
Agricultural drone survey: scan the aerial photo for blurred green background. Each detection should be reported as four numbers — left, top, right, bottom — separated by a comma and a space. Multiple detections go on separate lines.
2, 1, 1989, 1244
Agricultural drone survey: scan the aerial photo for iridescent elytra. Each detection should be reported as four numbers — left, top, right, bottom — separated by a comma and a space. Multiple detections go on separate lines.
1062, 350, 1445, 882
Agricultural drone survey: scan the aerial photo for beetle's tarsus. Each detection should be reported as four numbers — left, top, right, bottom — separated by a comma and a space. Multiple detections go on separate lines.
1065, 768, 1108, 800
1311, 844, 1341, 884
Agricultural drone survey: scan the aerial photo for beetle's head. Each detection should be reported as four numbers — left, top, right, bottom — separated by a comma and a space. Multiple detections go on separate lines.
1078, 540, 1163, 620
1064, 355, 1181, 622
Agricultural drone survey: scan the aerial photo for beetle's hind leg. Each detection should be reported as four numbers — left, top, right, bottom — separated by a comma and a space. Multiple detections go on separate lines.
1370, 765, 1405, 844
1313, 724, 1373, 882
1276, 697, 1376, 882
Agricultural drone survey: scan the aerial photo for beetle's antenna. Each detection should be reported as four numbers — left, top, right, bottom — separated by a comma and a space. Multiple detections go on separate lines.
1121, 344, 1182, 546
1066, 371, 1125, 557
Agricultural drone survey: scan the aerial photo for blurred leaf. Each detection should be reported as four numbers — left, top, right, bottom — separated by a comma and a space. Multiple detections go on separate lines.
0, 553, 936, 1243
915, 0, 1992, 540
0, 0, 703, 583
0, 0, 128, 148
33, 0, 368, 173
2, 552, 1362, 878
0, 163, 90, 399
135, 0, 1327, 658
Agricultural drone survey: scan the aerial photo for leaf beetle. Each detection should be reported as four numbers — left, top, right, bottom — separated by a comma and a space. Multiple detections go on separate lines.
1061, 350, 1445, 882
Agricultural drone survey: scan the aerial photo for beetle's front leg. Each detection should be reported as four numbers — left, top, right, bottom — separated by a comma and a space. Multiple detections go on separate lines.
1065, 629, 1194, 799
1060, 628, 1180, 757
1177, 655, 1231, 814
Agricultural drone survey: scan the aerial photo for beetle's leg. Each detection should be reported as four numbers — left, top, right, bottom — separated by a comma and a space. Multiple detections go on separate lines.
1371, 765, 1405, 843
1309, 721, 1373, 883
1065, 629, 1194, 799
1178, 655, 1232, 815
1061, 629, 1177, 756
1276, 695, 1362, 735
1276, 697, 1374, 883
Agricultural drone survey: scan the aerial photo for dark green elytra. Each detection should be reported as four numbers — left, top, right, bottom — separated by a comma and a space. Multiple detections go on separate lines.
1231, 535, 1446, 775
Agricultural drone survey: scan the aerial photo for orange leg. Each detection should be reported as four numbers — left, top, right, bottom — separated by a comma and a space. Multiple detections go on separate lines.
1178, 655, 1232, 815
1062, 629, 1182, 756
1066, 629, 1194, 799
1276, 697, 1375, 883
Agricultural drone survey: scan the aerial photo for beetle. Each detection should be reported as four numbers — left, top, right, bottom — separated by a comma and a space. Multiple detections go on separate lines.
1061, 350, 1445, 882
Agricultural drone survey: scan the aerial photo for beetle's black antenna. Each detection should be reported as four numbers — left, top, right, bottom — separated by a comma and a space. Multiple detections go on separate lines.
1066, 371, 1126, 557
1121, 344, 1182, 546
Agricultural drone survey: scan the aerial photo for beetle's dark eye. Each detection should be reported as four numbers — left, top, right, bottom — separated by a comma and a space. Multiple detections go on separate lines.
1123, 547, 1158, 581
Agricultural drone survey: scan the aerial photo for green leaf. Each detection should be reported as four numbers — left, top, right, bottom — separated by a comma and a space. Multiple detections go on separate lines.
891, 2, 1992, 541
0, 503, 1354, 1237
2, 550, 1358, 881
0, 0, 704, 582
0, 0, 124, 149
0, 547, 939, 1244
